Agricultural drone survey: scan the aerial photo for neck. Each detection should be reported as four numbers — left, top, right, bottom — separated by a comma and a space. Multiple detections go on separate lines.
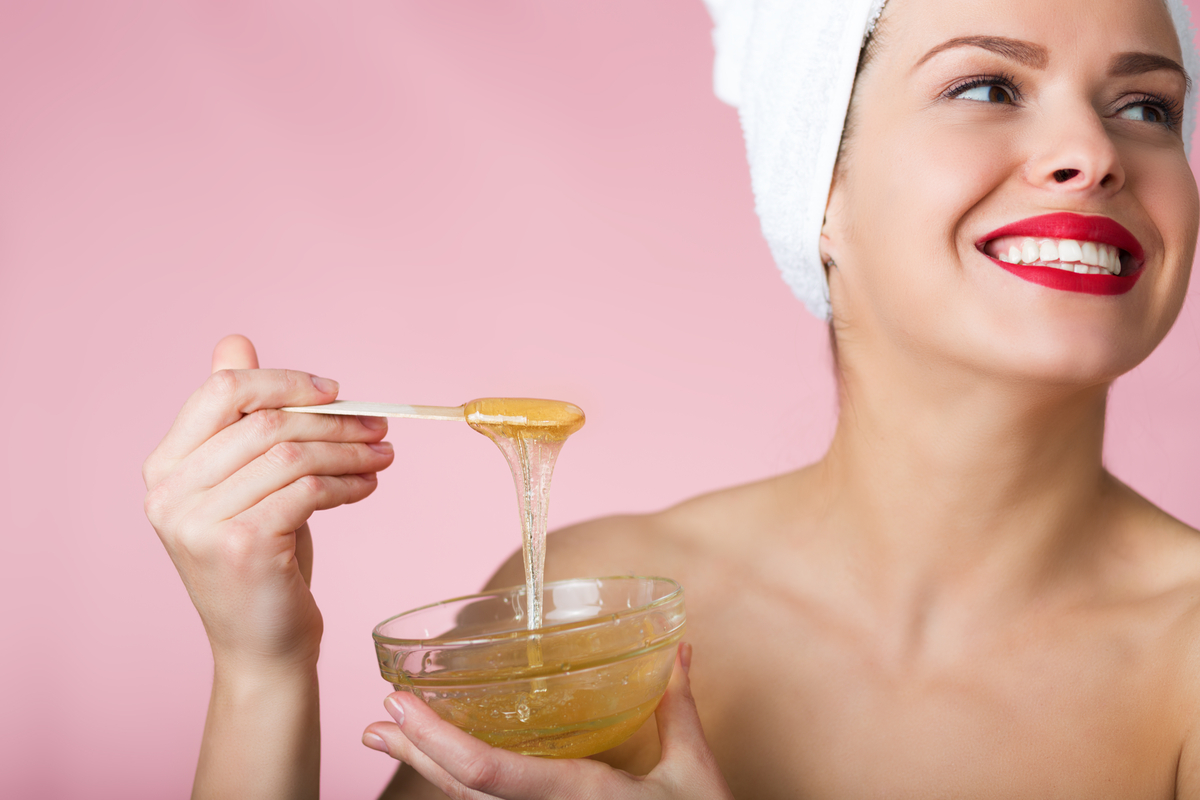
814, 345, 1114, 622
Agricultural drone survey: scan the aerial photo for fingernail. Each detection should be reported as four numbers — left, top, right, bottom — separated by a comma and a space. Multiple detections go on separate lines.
358, 415, 387, 431
369, 441, 394, 454
311, 375, 339, 394
363, 732, 389, 754
680, 642, 692, 675
386, 695, 405, 725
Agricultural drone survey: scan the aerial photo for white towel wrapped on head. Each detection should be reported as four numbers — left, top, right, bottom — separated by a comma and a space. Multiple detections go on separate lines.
703, 0, 1199, 321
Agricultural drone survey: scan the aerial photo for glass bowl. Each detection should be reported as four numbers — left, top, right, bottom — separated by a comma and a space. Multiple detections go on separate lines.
373, 576, 685, 759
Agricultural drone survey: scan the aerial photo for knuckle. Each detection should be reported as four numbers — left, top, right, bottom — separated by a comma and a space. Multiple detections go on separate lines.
267, 441, 306, 470
206, 369, 240, 402
282, 369, 308, 391
217, 522, 258, 570
294, 474, 325, 499
141, 454, 160, 490
445, 780, 479, 800
246, 408, 286, 442
355, 474, 379, 497
143, 481, 174, 527
341, 441, 367, 461
458, 754, 502, 794
172, 525, 209, 564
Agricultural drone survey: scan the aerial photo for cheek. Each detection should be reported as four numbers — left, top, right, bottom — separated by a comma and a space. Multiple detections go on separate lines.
1130, 147, 1197, 330
840, 116, 1018, 333
830, 93, 1196, 383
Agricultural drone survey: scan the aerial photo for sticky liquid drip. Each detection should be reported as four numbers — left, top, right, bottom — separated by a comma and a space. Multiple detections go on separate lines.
465, 398, 585, 633
395, 401, 685, 759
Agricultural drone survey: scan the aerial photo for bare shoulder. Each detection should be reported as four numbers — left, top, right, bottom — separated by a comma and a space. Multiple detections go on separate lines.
483, 469, 805, 591
375, 480, 784, 800
1107, 481, 1200, 797
1108, 476, 1200, 599
472, 472, 808, 781
1162, 524, 1200, 799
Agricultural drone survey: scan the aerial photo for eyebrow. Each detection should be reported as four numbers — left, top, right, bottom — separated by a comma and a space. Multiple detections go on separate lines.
1109, 51, 1192, 93
913, 36, 1192, 92
912, 36, 1048, 71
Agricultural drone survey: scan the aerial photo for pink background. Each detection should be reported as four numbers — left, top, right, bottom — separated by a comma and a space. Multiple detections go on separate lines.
1, 2, 1198, 797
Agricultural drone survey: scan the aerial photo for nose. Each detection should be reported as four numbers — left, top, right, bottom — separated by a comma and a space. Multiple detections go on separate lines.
1024, 100, 1125, 195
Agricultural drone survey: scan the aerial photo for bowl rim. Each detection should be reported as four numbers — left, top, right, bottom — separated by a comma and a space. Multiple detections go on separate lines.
372, 575, 684, 647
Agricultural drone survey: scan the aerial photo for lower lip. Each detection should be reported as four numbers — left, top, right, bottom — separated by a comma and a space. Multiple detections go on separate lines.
986, 255, 1142, 295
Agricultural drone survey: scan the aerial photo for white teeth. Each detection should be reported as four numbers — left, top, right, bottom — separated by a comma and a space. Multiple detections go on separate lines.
1096, 244, 1122, 274
992, 236, 1125, 276
1100, 245, 1121, 274
1081, 241, 1099, 266
1058, 240, 1083, 262
1022, 240, 1040, 263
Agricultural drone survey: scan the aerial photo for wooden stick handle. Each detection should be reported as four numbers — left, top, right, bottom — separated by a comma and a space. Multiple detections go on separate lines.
280, 400, 465, 421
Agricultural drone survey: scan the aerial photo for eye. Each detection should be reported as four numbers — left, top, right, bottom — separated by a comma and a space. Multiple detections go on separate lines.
955, 83, 1016, 104
1117, 102, 1168, 125
944, 74, 1022, 105
1113, 92, 1182, 129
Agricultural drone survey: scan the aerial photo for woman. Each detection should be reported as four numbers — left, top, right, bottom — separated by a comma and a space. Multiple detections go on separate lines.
143, 0, 1200, 796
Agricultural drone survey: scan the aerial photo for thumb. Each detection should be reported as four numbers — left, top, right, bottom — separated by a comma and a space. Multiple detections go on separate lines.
654, 643, 704, 760
652, 643, 733, 796
212, 333, 260, 373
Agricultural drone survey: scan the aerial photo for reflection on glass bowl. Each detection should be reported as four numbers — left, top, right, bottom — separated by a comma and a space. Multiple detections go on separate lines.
373, 576, 686, 758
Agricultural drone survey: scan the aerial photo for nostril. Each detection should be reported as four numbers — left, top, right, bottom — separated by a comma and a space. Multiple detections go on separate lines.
1053, 168, 1080, 183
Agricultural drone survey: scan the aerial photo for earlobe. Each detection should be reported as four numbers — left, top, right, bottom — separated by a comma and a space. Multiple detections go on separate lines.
819, 230, 838, 272
820, 180, 845, 271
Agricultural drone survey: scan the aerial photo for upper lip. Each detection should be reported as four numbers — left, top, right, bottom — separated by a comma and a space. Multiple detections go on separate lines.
977, 212, 1145, 265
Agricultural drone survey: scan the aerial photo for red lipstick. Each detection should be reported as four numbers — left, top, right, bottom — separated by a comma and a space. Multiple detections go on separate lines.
976, 212, 1145, 295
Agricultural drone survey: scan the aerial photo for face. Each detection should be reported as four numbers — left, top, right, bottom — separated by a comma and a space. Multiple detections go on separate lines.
822, 0, 1199, 388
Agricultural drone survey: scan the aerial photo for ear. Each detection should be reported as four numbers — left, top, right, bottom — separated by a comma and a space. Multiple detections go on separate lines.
819, 169, 847, 270
825, 187, 844, 272
819, 230, 836, 271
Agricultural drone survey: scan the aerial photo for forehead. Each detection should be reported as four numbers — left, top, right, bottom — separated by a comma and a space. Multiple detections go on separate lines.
878, 0, 1183, 64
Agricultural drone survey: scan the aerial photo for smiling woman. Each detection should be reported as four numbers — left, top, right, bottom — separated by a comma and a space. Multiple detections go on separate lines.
353, 0, 1200, 797
824, 0, 1197, 389
141, 0, 1200, 798
984, 214, 1142, 293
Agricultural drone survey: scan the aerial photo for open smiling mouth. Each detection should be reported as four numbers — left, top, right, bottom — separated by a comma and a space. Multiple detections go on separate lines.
976, 212, 1145, 296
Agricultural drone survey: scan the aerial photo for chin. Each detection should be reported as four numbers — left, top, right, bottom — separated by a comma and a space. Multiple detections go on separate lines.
835, 260, 1184, 393
994, 339, 1145, 388
936, 299, 1166, 389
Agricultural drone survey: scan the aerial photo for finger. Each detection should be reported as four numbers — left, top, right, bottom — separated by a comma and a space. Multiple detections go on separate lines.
175, 408, 387, 491
295, 521, 314, 587
363, 721, 497, 800
231, 472, 380, 538
163, 475, 378, 584
201, 440, 392, 523
651, 644, 733, 797
211, 333, 259, 372
654, 645, 705, 760
214, 474, 374, 556
383, 691, 611, 800
146, 367, 340, 487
